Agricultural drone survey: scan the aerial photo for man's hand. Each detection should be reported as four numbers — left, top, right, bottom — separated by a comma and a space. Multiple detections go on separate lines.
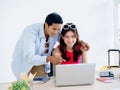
46, 56, 65, 65
80, 40, 90, 51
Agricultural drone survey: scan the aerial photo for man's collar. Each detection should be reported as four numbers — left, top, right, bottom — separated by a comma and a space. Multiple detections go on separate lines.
39, 23, 45, 38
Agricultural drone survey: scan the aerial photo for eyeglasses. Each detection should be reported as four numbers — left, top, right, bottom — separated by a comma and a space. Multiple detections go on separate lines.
44, 36, 49, 53
63, 23, 77, 30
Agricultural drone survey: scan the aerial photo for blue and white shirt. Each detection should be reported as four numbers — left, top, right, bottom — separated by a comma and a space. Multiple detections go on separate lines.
11, 23, 59, 79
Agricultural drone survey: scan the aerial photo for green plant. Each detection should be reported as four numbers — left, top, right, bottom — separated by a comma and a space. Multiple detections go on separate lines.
8, 80, 30, 90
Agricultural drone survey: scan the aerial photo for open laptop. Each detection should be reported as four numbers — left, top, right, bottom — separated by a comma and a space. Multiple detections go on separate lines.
55, 63, 95, 86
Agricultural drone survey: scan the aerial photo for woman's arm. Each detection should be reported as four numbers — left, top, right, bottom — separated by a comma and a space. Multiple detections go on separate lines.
82, 52, 87, 63
80, 47, 88, 63
52, 47, 61, 57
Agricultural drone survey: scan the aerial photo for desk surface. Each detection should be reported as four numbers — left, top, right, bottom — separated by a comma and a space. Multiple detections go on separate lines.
1, 69, 120, 90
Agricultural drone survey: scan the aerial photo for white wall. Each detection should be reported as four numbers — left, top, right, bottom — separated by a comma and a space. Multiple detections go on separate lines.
0, 0, 115, 83
114, 0, 120, 49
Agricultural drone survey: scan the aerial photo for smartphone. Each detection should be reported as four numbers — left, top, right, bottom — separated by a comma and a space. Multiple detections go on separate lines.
99, 71, 114, 77
33, 76, 50, 83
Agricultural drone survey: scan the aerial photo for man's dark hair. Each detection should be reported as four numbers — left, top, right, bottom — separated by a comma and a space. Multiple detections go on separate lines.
45, 12, 63, 26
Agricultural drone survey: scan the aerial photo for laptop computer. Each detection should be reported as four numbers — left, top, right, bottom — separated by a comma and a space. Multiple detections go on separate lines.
55, 63, 95, 86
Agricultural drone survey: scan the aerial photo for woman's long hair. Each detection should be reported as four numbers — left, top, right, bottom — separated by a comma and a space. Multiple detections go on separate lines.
59, 23, 82, 62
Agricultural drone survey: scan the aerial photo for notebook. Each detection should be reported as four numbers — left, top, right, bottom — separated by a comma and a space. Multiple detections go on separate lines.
55, 63, 95, 86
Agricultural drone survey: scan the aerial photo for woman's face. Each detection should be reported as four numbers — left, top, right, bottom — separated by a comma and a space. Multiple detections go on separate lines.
62, 31, 77, 48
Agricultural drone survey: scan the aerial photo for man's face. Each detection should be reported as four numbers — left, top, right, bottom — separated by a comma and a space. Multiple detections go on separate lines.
47, 23, 62, 37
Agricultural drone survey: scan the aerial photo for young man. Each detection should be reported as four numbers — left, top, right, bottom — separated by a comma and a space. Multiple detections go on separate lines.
11, 12, 89, 79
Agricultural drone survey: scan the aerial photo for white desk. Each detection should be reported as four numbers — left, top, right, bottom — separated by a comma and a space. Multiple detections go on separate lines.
0, 69, 120, 90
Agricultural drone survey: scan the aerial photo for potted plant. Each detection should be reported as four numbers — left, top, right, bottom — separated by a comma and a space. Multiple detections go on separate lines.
8, 72, 36, 90
8, 80, 30, 90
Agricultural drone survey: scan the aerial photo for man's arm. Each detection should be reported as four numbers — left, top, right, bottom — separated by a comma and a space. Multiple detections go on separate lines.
80, 40, 90, 51
46, 47, 65, 65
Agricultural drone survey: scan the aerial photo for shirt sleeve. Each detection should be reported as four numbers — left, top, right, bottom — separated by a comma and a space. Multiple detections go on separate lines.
23, 26, 47, 66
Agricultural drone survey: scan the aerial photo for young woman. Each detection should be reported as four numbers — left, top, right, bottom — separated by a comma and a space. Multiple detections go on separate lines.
53, 23, 87, 64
